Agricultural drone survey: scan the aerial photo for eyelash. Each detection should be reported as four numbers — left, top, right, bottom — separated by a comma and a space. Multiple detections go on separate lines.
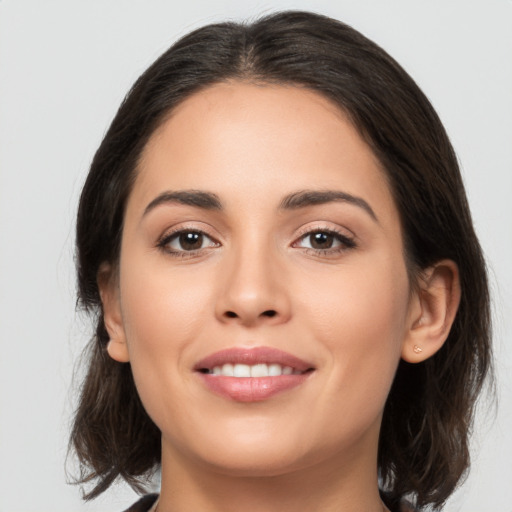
292, 226, 357, 256
156, 226, 356, 259
156, 227, 219, 259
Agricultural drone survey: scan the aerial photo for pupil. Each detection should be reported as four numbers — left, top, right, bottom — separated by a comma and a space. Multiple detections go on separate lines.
179, 232, 202, 250
311, 232, 333, 249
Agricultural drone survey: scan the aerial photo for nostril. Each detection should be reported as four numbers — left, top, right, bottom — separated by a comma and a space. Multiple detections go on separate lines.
222, 309, 278, 320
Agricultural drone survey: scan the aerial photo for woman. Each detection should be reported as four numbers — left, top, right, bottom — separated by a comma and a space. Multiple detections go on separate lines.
70, 11, 491, 512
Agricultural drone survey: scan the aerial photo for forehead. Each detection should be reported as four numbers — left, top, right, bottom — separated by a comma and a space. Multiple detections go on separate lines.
131, 81, 397, 223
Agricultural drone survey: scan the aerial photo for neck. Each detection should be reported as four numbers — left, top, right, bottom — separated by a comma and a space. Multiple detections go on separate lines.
157, 437, 385, 512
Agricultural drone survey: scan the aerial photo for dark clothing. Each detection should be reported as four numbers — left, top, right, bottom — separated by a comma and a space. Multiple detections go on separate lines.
123, 493, 158, 512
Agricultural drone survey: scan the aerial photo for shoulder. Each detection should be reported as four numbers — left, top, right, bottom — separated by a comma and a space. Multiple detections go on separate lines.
123, 494, 159, 512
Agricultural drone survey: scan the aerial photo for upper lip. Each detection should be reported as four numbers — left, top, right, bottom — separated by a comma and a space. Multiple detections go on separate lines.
194, 346, 314, 373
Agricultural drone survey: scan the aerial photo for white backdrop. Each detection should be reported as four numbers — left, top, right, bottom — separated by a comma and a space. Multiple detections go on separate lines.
0, 1, 511, 511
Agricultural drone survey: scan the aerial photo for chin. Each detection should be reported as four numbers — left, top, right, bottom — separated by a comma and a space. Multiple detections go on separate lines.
171, 421, 349, 480
196, 447, 315, 478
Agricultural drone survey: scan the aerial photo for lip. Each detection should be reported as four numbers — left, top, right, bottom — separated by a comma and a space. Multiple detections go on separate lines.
194, 347, 315, 402
194, 346, 313, 372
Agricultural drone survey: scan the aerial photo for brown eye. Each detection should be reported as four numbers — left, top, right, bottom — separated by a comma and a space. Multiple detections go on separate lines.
178, 232, 204, 250
162, 230, 217, 253
309, 232, 335, 249
294, 229, 356, 253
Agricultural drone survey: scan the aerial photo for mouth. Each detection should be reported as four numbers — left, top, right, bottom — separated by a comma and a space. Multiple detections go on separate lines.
198, 363, 308, 377
194, 347, 315, 402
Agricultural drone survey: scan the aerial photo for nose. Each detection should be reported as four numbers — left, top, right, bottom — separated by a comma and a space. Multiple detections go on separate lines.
215, 243, 292, 327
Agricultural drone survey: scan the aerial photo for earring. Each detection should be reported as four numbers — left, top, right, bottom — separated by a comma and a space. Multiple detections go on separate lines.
413, 345, 423, 354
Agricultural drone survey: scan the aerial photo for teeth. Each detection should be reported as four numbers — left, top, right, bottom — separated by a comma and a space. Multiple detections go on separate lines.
221, 363, 234, 376
233, 364, 251, 377
268, 363, 282, 376
209, 363, 301, 377
250, 364, 268, 377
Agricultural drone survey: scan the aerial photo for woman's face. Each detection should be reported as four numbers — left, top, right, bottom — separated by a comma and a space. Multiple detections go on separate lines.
103, 82, 422, 476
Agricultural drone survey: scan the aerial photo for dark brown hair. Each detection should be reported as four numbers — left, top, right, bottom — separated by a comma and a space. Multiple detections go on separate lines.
71, 11, 492, 509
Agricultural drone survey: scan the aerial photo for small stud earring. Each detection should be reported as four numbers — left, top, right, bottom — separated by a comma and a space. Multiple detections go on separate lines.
413, 345, 423, 354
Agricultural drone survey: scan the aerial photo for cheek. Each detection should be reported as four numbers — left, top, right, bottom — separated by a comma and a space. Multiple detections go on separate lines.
116, 260, 220, 445
120, 259, 213, 353
117, 254, 216, 408
295, 254, 410, 406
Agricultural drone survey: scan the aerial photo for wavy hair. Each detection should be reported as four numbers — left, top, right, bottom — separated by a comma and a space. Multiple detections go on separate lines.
70, 11, 492, 509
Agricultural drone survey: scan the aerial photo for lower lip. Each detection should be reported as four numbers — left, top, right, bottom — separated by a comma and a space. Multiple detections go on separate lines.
197, 373, 312, 402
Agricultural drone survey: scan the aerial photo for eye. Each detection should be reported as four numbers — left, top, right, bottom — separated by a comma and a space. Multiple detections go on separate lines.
294, 229, 356, 254
158, 229, 219, 255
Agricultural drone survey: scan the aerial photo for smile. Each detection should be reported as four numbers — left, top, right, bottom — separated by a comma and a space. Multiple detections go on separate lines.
194, 347, 315, 402
201, 363, 304, 377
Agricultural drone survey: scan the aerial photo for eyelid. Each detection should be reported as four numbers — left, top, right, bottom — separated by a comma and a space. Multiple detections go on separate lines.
154, 222, 356, 259
293, 222, 356, 242
156, 224, 221, 257
291, 224, 357, 253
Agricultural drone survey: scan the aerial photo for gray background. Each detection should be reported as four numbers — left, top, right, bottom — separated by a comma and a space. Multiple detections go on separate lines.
0, 0, 511, 510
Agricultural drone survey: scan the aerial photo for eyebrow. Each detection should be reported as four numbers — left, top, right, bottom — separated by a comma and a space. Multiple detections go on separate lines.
143, 188, 377, 222
279, 189, 378, 221
144, 190, 222, 216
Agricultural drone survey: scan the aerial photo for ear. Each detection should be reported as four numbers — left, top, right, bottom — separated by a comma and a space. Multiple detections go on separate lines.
402, 259, 461, 363
97, 262, 130, 363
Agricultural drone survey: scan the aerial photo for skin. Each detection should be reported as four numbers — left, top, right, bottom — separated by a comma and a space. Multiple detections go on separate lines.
100, 82, 460, 512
